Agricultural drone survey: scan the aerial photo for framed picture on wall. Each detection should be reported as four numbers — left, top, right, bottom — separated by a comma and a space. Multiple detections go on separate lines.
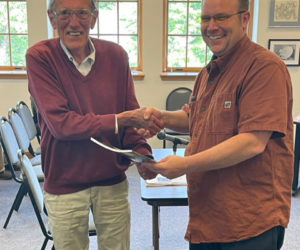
269, 0, 300, 27
268, 39, 300, 66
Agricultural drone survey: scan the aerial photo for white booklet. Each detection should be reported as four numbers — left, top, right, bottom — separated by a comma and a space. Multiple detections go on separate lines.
90, 137, 155, 163
146, 174, 187, 187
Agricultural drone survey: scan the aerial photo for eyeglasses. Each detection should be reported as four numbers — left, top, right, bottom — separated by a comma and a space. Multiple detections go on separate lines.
201, 10, 246, 24
52, 9, 94, 22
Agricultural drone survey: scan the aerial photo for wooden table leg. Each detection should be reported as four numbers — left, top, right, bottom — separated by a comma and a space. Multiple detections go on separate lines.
152, 205, 160, 250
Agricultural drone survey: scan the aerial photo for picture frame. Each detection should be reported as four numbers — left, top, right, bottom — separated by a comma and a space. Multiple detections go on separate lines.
268, 39, 300, 66
269, 0, 300, 27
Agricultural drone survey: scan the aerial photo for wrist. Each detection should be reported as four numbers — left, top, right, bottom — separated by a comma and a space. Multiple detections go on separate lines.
160, 110, 168, 127
116, 111, 131, 127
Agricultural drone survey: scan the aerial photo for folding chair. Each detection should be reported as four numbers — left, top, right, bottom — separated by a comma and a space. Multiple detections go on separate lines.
8, 108, 41, 162
18, 150, 97, 250
166, 87, 192, 112
16, 100, 41, 155
0, 116, 43, 229
163, 87, 192, 149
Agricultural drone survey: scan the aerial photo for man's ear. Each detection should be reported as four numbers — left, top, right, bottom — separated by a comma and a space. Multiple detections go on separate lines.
47, 10, 57, 30
90, 10, 99, 29
242, 10, 251, 31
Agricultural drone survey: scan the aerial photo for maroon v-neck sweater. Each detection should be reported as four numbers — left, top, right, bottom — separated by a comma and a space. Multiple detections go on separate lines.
26, 38, 151, 194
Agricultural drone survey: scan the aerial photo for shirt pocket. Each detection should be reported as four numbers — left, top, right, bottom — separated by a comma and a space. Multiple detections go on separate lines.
207, 93, 238, 135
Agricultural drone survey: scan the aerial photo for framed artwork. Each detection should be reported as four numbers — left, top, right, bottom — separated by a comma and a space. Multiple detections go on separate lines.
269, 0, 300, 27
268, 39, 300, 66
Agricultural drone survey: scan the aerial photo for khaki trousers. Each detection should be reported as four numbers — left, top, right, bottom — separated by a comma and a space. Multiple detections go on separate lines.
44, 179, 130, 250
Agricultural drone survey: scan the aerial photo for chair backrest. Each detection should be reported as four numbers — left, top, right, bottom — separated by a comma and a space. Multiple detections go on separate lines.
16, 101, 39, 142
18, 150, 44, 213
0, 116, 20, 166
166, 87, 192, 111
8, 108, 31, 152
0, 116, 23, 182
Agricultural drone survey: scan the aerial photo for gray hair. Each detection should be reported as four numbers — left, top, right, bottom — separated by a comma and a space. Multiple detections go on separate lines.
239, 0, 249, 10
48, 0, 97, 12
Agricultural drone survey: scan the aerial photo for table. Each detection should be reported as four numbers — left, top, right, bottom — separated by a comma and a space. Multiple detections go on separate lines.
293, 116, 300, 195
140, 148, 188, 250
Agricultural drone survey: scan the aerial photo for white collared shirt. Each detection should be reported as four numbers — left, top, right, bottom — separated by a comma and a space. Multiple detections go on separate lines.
60, 39, 119, 134
60, 38, 95, 76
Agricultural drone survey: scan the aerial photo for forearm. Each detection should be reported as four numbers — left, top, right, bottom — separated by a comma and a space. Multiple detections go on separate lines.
186, 131, 272, 173
161, 110, 189, 133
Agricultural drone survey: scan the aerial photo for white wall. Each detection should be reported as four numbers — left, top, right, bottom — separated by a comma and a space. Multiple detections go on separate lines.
256, 0, 300, 116
0, 0, 299, 148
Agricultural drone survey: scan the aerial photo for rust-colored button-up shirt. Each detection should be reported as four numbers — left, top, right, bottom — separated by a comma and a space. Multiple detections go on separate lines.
185, 34, 294, 243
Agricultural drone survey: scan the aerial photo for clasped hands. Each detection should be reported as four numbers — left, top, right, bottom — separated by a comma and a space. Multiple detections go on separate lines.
118, 107, 162, 179
123, 107, 188, 180
124, 107, 164, 138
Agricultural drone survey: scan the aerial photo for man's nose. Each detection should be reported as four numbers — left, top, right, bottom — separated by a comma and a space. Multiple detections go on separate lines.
69, 13, 80, 25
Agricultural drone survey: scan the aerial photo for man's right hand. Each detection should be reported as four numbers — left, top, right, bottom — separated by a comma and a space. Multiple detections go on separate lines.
117, 107, 164, 138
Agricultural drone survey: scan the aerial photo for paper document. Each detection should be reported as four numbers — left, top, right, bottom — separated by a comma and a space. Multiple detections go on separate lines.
90, 137, 154, 163
146, 174, 187, 187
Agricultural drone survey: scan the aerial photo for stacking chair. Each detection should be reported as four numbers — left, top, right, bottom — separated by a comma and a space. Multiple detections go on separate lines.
166, 87, 192, 112
18, 150, 97, 250
8, 108, 41, 163
16, 100, 41, 155
163, 87, 192, 148
0, 116, 44, 229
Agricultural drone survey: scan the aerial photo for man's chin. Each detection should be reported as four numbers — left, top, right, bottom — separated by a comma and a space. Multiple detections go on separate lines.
210, 49, 223, 57
64, 41, 85, 51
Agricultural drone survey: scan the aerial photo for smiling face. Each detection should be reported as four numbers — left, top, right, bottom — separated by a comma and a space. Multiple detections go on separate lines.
201, 0, 250, 57
48, 0, 98, 61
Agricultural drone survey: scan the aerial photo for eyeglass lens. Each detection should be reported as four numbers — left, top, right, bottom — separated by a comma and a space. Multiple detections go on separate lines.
55, 9, 92, 21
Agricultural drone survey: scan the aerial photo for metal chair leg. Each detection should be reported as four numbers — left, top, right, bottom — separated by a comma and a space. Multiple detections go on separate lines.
3, 183, 27, 228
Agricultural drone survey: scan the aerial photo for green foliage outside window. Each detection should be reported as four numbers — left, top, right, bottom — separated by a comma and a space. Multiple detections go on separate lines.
167, 0, 212, 69
91, 0, 139, 68
0, 0, 28, 67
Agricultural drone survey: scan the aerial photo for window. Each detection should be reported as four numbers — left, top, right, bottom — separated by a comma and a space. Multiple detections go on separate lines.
162, 0, 255, 78
91, 0, 142, 72
0, 0, 28, 70
163, 0, 212, 74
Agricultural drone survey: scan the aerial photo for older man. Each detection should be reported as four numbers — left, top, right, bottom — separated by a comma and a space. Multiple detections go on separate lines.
26, 0, 161, 249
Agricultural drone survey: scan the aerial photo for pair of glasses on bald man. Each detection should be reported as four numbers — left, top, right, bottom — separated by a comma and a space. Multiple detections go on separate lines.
52, 9, 96, 22
201, 10, 247, 24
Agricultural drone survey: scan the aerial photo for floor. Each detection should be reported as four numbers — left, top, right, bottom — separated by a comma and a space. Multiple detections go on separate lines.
0, 166, 299, 250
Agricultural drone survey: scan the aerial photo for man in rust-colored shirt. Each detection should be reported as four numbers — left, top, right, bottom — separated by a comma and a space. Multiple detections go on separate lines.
140, 0, 294, 249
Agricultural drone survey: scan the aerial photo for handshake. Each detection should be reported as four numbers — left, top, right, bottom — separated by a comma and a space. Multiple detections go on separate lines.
117, 107, 164, 138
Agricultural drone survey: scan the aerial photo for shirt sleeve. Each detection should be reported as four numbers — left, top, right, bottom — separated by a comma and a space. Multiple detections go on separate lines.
238, 59, 292, 138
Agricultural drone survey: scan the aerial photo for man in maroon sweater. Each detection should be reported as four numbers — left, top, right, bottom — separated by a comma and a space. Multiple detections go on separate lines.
26, 0, 162, 249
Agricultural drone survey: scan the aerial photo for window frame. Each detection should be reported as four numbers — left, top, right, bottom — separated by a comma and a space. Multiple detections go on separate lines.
161, 0, 255, 81
0, 0, 144, 80
92, 0, 144, 79
162, 0, 205, 76
0, 0, 28, 76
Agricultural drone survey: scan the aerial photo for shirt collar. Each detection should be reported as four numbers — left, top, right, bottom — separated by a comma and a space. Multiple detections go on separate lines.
60, 38, 95, 66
